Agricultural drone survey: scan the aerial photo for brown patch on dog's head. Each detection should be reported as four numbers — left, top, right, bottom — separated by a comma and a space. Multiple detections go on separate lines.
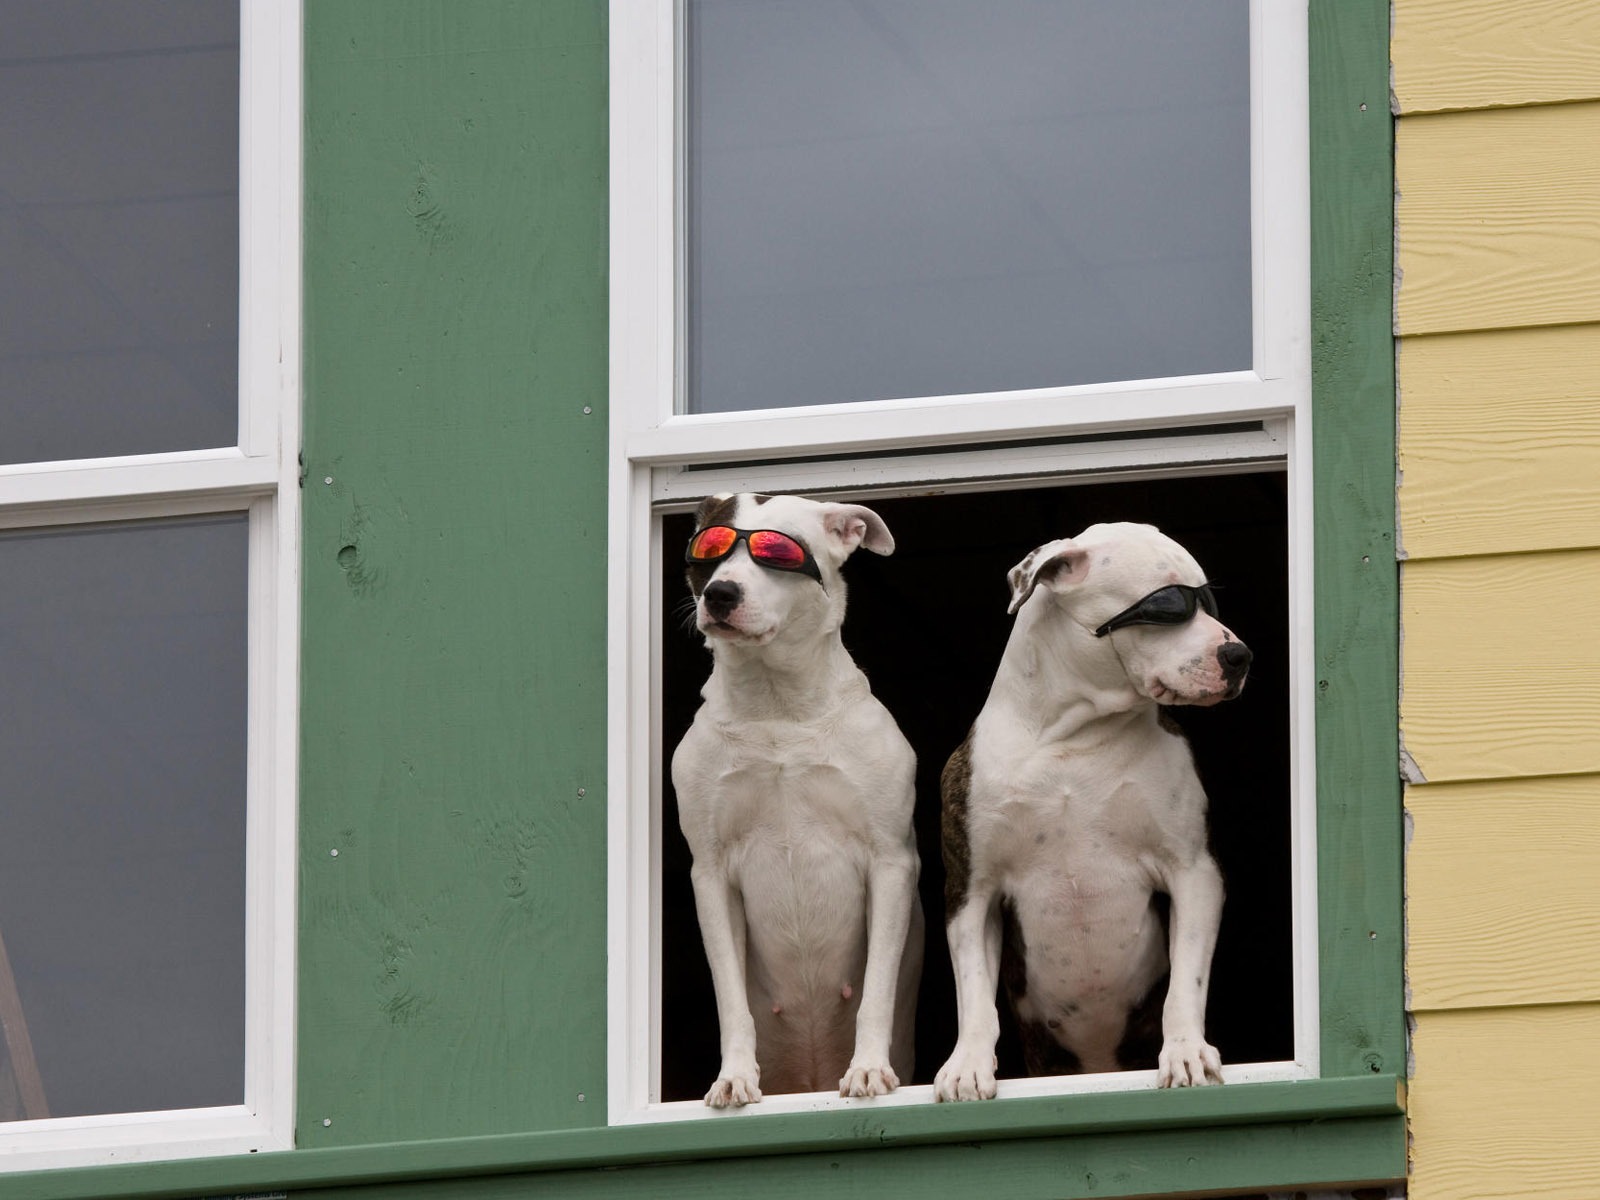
693, 492, 740, 529
686, 493, 741, 595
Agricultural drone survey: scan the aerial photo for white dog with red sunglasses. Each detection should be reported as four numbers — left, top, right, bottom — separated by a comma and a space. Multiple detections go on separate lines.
935, 522, 1250, 1102
671, 492, 924, 1107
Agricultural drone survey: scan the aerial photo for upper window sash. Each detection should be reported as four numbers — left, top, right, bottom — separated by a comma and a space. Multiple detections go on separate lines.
0, 0, 298, 524
611, 0, 1310, 466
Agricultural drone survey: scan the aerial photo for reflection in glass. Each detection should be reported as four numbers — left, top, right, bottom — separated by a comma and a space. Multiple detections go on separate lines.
0, 0, 240, 464
686, 0, 1251, 413
0, 515, 247, 1120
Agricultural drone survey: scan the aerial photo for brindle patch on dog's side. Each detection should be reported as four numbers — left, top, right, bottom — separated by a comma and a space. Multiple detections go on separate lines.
940, 729, 977, 913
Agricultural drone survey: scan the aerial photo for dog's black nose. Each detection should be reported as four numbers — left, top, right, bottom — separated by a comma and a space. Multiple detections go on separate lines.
1217, 641, 1252, 679
702, 580, 742, 620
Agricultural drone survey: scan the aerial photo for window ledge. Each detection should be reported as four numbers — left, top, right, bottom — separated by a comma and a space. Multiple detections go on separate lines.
7, 1074, 1404, 1200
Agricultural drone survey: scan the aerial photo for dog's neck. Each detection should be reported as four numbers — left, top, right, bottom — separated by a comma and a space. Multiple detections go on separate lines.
985, 596, 1149, 746
701, 628, 869, 725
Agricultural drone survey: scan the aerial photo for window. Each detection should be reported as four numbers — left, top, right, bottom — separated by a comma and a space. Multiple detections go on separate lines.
0, 0, 299, 1171
609, 0, 1317, 1122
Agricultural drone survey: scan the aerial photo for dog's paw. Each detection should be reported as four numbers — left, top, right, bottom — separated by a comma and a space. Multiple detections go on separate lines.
1157, 1038, 1223, 1088
839, 1061, 899, 1099
933, 1049, 998, 1102
704, 1073, 762, 1107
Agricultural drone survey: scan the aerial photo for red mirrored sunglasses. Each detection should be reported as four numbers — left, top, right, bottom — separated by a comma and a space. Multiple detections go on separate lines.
685, 525, 822, 583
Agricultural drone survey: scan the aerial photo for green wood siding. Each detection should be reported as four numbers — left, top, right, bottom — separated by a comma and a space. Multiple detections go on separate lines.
297, 0, 610, 1145
1308, 0, 1406, 1082
7, 1, 1404, 1196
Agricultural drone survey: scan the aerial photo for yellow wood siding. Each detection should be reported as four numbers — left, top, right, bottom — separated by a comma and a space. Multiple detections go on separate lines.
1393, 0, 1600, 114
1401, 548, 1600, 784
1395, 101, 1600, 335
1406, 774, 1600, 1010
1409, 1004, 1600, 1199
1396, 11, 1600, 1195
1398, 326, 1600, 559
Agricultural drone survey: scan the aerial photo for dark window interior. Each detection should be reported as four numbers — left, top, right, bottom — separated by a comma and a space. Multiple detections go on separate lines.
659, 470, 1292, 1100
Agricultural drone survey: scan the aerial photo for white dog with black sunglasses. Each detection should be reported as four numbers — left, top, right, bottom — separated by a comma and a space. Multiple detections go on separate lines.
935, 522, 1250, 1101
671, 492, 924, 1107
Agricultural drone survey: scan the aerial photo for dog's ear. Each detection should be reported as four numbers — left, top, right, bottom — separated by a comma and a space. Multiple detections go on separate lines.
820, 503, 895, 557
1007, 540, 1090, 615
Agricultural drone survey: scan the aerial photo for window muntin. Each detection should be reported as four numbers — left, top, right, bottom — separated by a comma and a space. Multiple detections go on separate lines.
684, 0, 1252, 414
609, 0, 1313, 1123
0, 0, 298, 1172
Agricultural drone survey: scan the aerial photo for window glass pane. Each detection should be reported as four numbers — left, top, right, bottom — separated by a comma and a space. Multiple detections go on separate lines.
685, 0, 1251, 414
0, 514, 247, 1120
0, 0, 239, 465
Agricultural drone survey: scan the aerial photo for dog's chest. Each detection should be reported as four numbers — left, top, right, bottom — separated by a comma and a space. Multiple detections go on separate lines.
686, 725, 881, 983
708, 746, 872, 856
971, 724, 1205, 885
980, 774, 1168, 885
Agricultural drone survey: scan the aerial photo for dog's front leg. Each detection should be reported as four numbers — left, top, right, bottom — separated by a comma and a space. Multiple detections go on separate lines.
840, 847, 917, 1098
1157, 854, 1225, 1087
934, 891, 1003, 1101
689, 862, 762, 1106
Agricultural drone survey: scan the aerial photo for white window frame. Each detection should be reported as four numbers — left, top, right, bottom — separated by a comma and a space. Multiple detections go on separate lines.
0, 0, 300, 1171
609, 0, 1315, 1125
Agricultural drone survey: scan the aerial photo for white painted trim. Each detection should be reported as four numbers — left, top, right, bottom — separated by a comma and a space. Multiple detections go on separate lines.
607, 0, 662, 1125
646, 509, 667, 1106
238, 0, 279, 457
651, 420, 1289, 509
0, 1106, 279, 1173
0, 449, 277, 524
608, 0, 1315, 1126
1272, 1, 1320, 1081
615, 1061, 1313, 1127
246, 0, 303, 1160
1251, 0, 1313, 387
0, 0, 301, 1169
629, 373, 1298, 466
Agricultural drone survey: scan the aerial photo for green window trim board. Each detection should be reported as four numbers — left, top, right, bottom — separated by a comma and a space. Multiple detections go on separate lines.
7, 1076, 1404, 1200
7, 0, 1402, 1196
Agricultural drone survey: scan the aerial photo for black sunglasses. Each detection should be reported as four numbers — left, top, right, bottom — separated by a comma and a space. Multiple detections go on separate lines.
685, 524, 823, 583
1093, 583, 1219, 638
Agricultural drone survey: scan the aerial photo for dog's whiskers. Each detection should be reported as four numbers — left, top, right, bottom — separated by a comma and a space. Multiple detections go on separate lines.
672, 594, 700, 633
